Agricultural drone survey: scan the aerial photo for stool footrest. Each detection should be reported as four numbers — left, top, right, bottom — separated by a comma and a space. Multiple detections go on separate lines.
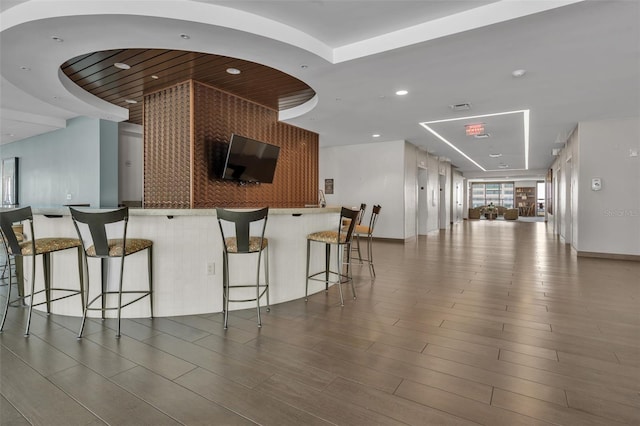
85, 291, 151, 311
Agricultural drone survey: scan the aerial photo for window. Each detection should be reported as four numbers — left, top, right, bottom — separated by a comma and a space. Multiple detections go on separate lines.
470, 182, 514, 208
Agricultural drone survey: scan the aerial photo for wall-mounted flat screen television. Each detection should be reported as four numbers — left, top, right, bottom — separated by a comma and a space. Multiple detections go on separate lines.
222, 134, 280, 183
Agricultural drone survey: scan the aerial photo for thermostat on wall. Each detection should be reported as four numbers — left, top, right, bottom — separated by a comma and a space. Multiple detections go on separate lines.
591, 177, 602, 191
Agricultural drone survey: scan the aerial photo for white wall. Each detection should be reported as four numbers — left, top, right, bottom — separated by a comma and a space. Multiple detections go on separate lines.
0, 116, 112, 208
320, 139, 454, 240
439, 160, 452, 229
118, 122, 143, 204
100, 120, 119, 208
320, 140, 405, 239
577, 117, 639, 256
425, 154, 441, 232
404, 142, 418, 239
452, 170, 464, 223
551, 117, 639, 257
416, 149, 441, 234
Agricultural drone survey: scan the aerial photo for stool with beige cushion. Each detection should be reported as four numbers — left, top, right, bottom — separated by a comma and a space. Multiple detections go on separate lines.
0, 207, 84, 336
69, 206, 153, 338
216, 207, 270, 329
353, 204, 381, 277
306, 207, 359, 306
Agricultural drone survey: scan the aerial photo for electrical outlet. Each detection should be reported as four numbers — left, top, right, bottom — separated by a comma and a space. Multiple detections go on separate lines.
207, 262, 215, 275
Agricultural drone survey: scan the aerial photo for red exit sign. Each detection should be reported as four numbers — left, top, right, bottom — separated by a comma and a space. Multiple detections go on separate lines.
465, 123, 484, 136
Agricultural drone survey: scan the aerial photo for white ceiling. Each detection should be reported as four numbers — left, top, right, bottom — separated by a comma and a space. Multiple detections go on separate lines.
1, 0, 639, 179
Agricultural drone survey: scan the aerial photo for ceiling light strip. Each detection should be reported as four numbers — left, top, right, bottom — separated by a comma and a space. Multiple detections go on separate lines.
422, 109, 527, 124
420, 108, 530, 171
419, 123, 486, 171
523, 109, 530, 170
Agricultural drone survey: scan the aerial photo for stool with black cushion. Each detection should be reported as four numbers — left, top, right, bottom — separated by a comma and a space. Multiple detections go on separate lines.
216, 207, 270, 329
306, 207, 359, 306
353, 204, 381, 277
0, 207, 84, 336
69, 207, 153, 338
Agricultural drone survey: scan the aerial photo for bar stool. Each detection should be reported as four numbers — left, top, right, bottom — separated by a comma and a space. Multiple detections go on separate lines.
69, 207, 153, 338
216, 207, 270, 329
353, 205, 381, 277
0, 224, 23, 287
305, 207, 359, 306
351, 203, 367, 262
0, 207, 84, 336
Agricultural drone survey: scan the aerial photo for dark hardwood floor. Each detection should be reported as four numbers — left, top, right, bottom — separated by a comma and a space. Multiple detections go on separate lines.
2, 220, 639, 425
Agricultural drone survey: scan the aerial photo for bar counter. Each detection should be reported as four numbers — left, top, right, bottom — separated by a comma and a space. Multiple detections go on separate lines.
21, 206, 341, 318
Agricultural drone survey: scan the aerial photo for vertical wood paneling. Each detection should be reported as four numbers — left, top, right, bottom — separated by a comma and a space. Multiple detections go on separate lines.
144, 80, 318, 208
143, 81, 192, 208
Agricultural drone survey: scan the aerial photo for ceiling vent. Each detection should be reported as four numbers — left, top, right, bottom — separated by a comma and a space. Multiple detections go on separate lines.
449, 103, 471, 111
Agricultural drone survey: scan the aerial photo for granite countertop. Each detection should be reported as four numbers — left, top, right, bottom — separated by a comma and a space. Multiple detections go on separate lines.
21, 206, 341, 217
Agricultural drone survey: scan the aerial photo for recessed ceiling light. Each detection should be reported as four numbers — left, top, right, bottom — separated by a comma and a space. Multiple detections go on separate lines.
372, 134, 381, 138
512, 69, 527, 78
395, 90, 408, 96
51, 36, 64, 43
125, 99, 137, 104
114, 62, 130, 70
20, 66, 30, 71
226, 67, 241, 75
489, 153, 503, 158
300, 64, 308, 69
151, 75, 159, 79
180, 33, 190, 40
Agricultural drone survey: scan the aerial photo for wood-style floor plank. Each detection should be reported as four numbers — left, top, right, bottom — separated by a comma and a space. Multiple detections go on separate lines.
1, 220, 639, 425
491, 388, 624, 426
324, 377, 479, 425
0, 394, 30, 426
48, 364, 182, 425
255, 374, 407, 425
111, 366, 255, 425
0, 348, 104, 425
174, 367, 332, 425
395, 378, 549, 426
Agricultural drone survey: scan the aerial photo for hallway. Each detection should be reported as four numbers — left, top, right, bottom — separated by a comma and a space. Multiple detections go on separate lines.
2, 220, 639, 425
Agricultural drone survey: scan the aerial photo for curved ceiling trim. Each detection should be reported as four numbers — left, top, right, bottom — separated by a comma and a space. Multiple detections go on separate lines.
334, 0, 586, 63
1, 0, 334, 62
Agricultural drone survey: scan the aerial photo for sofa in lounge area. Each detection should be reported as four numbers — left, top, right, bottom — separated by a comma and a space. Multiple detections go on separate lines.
469, 205, 517, 220
468, 207, 482, 219
504, 208, 519, 220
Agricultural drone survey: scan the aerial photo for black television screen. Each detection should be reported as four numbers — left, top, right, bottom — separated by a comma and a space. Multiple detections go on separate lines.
222, 134, 280, 183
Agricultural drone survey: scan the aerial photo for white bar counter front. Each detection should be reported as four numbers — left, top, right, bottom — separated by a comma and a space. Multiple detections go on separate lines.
23, 206, 340, 318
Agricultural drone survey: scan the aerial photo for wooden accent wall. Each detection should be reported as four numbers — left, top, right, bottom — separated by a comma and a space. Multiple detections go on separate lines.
143, 80, 318, 208
144, 81, 192, 208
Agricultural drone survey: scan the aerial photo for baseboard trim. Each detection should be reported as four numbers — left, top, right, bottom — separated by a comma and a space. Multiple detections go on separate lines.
577, 251, 640, 262
366, 236, 406, 244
